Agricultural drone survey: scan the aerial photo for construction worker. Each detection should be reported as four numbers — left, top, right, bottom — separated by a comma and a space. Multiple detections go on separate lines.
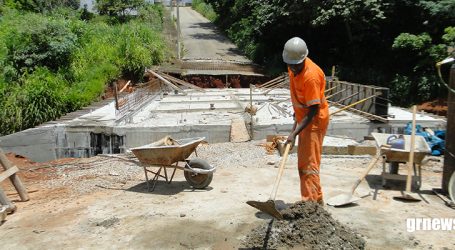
283, 37, 329, 204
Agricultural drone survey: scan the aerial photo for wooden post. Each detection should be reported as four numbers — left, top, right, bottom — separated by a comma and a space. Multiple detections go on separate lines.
113, 82, 119, 110
0, 148, 29, 201
0, 187, 16, 212
443, 64, 455, 193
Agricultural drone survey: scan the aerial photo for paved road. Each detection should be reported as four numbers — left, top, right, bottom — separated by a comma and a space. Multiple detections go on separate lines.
174, 7, 251, 63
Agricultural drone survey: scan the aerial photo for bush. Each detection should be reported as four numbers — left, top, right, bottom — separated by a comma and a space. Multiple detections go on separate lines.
192, 0, 217, 22
138, 4, 164, 30
2, 12, 78, 79
21, 67, 67, 127
114, 21, 166, 77
0, 7, 168, 135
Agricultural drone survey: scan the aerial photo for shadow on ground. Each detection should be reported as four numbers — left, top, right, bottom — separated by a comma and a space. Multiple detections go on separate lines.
125, 180, 213, 195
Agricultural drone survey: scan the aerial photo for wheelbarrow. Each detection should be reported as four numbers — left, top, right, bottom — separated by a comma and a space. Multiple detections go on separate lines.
130, 136, 215, 191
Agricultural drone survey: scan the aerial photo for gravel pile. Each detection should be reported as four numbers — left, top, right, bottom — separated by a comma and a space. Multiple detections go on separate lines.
196, 141, 296, 169
38, 141, 371, 196
44, 155, 144, 195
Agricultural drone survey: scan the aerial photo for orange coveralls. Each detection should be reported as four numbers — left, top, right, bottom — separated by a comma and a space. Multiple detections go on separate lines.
288, 58, 329, 202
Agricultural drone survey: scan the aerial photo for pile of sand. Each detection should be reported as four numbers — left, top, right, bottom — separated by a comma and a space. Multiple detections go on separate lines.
243, 201, 365, 249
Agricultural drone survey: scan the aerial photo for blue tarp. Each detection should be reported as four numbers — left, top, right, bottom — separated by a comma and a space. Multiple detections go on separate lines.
404, 122, 446, 156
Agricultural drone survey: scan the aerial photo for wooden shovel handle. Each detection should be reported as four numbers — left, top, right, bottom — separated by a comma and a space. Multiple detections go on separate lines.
406, 105, 417, 192
270, 143, 291, 200
350, 155, 381, 194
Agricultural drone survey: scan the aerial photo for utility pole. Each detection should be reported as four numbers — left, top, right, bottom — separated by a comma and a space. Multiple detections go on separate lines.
442, 63, 455, 193
176, 0, 181, 59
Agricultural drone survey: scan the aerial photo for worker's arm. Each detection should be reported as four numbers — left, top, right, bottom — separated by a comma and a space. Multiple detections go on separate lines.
286, 105, 319, 146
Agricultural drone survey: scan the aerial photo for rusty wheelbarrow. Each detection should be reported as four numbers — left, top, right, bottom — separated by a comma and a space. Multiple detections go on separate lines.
130, 136, 215, 191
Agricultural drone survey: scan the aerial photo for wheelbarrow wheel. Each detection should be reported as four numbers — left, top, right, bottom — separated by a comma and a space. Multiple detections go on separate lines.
184, 158, 213, 189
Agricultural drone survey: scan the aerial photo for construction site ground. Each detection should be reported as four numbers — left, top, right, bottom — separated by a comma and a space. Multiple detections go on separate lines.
1, 140, 453, 249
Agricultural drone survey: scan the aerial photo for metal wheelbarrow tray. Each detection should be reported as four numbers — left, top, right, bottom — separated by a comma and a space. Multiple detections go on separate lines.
130, 137, 215, 191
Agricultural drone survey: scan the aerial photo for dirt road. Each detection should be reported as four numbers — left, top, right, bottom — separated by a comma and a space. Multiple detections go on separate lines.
1, 141, 454, 249
174, 7, 250, 62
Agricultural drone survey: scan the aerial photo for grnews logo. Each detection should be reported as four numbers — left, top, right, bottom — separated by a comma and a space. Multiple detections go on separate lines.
407, 218, 455, 232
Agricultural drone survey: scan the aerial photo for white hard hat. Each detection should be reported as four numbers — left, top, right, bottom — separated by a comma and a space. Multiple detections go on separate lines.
282, 37, 309, 64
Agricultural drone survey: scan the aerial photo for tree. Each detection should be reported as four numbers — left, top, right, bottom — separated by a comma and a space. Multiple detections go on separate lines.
95, 0, 144, 22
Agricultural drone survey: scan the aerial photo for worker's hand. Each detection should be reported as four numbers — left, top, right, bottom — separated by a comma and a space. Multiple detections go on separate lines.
285, 133, 296, 150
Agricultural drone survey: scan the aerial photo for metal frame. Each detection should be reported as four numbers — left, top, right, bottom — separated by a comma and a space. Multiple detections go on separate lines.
141, 149, 200, 192
381, 155, 422, 190
143, 164, 180, 192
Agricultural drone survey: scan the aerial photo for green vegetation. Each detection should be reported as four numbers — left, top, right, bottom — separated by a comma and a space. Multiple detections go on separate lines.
0, 3, 168, 135
195, 0, 455, 106
95, 0, 144, 23
192, 0, 216, 22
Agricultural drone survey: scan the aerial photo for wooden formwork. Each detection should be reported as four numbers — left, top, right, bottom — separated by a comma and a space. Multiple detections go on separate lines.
326, 79, 389, 122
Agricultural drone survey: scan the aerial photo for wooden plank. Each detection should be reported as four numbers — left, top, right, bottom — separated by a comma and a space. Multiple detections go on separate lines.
118, 80, 131, 94
158, 72, 205, 92
0, 148, 29, 202
147, 70, 186, 94
348, 145, 377, 156
0, 166, 19, 183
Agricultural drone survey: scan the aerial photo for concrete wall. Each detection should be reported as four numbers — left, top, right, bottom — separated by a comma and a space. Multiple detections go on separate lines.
0, 126, 59, 162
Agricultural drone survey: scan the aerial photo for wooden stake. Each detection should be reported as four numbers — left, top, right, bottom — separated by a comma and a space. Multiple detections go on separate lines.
118, 80, 131, 94
0, 148, 29, 201
113, 82, 119, 110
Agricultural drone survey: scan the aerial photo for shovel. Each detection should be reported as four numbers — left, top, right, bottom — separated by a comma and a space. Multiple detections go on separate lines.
327, 155, 381, 206
394, 105, 421, 202
247, 143, 291, 220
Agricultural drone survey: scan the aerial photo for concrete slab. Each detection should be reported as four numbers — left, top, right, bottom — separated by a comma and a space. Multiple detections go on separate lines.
0, 88, 446, 162
0, 141, 453, 249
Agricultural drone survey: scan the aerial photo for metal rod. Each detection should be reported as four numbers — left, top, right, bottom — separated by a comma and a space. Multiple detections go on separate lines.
329, 94, 379, 116
326, 88, 347, 99
338, 92, 360, 104
324, 85, 337, 94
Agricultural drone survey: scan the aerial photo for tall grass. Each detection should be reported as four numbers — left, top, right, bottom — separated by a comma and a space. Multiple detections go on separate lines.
192, 0, 217, 22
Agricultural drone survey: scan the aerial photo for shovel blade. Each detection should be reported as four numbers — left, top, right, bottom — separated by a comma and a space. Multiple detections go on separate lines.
246, 200, 283, 220
327, 193, 361, 207
394, 192, 421, 202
